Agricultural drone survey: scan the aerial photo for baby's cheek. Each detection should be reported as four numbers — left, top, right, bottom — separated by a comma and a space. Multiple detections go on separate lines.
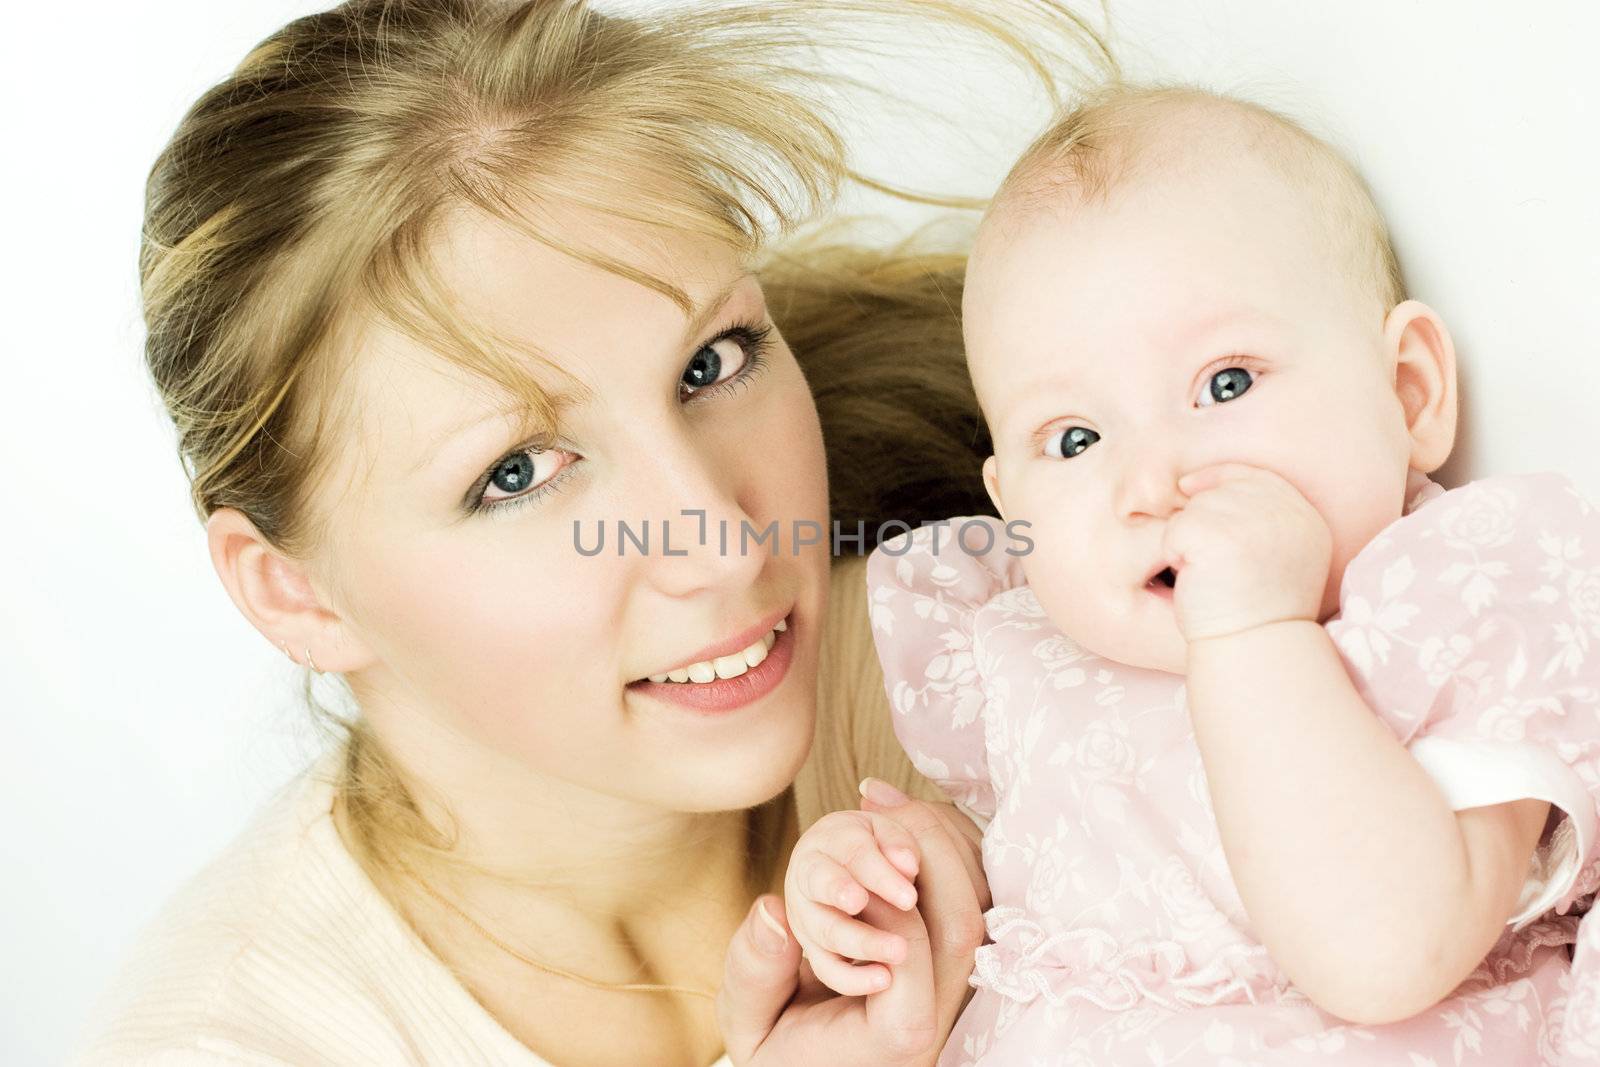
1023, 542, 1112, 639
1024, 558, 1079, 630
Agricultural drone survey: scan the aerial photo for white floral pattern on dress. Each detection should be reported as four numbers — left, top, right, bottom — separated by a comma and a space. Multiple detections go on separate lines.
866, 473, 1600, 1065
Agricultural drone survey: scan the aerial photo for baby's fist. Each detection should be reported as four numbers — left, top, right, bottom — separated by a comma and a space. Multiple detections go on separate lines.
782, 809, 922, 996
1164, 463, 1333, 642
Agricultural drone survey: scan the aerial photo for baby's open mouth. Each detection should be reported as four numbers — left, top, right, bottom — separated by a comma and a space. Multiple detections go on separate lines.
1146, 566, 1178, 592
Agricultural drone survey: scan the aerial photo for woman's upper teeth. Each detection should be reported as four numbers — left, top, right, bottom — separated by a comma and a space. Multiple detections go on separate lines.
647, 619, 786, 684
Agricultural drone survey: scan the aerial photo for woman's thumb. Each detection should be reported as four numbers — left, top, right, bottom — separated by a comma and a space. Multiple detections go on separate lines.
715, 894, 801, 1064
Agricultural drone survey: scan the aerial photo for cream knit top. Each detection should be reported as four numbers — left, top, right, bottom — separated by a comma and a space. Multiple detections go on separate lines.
73, 556, 942, 1065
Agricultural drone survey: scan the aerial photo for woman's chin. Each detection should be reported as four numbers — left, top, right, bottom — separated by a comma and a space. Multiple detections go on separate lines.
652, 696, 817, 813
678, 756, 809, 814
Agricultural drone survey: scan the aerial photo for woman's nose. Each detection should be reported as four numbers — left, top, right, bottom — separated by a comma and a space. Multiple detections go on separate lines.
623, 431, 768, 598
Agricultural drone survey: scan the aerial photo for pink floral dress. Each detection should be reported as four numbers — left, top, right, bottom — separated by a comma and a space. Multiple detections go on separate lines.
865, 473, 1600, 1065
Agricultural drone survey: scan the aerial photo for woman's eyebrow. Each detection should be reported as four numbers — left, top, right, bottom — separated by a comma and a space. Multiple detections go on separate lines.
682, 272, 757, 342
412, 394, 578, 476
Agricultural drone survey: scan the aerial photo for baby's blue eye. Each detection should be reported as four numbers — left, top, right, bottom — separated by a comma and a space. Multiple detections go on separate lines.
1044, 425, 1100, 459
1199, 367, 1254, 406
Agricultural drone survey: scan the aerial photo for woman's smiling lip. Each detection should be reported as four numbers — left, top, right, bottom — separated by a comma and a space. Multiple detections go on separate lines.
627, 618, 796, 714
631, 604, 793, 681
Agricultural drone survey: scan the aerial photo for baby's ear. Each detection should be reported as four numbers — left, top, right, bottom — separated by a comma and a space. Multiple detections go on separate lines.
982, 455, 1007, 520
1382, 299, 1458, 474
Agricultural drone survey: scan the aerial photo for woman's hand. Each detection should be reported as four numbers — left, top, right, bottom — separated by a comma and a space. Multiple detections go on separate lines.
716, 794, 987, 1067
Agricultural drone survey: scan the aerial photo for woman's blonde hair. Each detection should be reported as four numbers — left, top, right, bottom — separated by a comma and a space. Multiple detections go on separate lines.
140, 0, 1114, 897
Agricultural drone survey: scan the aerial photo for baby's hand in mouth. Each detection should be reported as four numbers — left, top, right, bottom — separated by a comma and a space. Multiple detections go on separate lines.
1160, 462, 1333, 642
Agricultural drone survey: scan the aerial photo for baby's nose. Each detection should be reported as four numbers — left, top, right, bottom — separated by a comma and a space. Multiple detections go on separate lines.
1115, 459, 1187, 521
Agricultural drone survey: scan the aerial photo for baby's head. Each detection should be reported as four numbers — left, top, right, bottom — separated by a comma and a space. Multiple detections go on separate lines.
966, 84, 1459, 673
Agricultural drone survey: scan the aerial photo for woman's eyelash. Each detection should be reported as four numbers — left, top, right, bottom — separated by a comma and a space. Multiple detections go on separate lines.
685, 319, 773, 402
469, 319, 775, 518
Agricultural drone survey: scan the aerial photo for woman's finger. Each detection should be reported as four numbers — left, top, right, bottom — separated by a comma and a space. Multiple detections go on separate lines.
861, 799, 987, 1030
715, 895, 801, 1065
924, 806, 989, 912
857, 890, 942, 1061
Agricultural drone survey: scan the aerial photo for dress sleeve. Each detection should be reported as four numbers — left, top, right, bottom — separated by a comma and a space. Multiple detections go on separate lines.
864, 515, 1030, 830
1324, 472, 1600, 928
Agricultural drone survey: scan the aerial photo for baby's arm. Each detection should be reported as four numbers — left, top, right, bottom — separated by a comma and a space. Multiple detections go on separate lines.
1170, 464, 1550, 1026
1189, 620, 1547, 1024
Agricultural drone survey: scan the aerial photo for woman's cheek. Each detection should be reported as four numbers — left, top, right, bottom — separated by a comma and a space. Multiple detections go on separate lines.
760, 367, 831, 527
358, 524, 611, 728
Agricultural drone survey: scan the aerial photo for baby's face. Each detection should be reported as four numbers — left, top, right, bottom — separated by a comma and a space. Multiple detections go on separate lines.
965, 159, 1415, 673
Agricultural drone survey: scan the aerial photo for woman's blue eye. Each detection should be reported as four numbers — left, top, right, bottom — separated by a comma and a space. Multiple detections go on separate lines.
1044, 425, 1100, 459
479, 447, 572, 513
680, 329, 766, 399
1199, 367, 1254, 406
488, 450, 550, 496
468, 321, 774, 517
682, 342, 724, 391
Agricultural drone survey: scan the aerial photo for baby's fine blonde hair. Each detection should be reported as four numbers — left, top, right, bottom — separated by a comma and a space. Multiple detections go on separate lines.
989, 82, 1407, 317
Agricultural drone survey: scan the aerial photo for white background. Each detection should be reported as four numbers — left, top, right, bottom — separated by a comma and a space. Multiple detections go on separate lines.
3, 2, 1596, 1063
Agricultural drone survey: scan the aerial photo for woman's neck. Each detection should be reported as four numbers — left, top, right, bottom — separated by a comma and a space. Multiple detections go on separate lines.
332, 712, 795, 986
334, 775, 762, 1067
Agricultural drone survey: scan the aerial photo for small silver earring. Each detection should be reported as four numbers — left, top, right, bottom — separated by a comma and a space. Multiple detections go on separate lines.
277, 639, 324, 674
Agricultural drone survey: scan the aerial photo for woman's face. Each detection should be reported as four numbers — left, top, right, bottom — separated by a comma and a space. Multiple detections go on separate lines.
307, 205, 831, 815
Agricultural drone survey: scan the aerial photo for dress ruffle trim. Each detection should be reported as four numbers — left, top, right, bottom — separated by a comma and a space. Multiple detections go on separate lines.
971, 905, 1304, 1012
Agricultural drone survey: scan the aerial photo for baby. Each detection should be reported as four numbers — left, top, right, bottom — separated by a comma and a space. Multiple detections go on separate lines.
782, 84, 1600, 1063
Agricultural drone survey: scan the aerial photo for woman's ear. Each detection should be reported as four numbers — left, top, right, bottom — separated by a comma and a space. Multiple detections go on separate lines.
204, 507, 369, 673
1382, 299, 1459, 474
982, 455, 1007, 521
